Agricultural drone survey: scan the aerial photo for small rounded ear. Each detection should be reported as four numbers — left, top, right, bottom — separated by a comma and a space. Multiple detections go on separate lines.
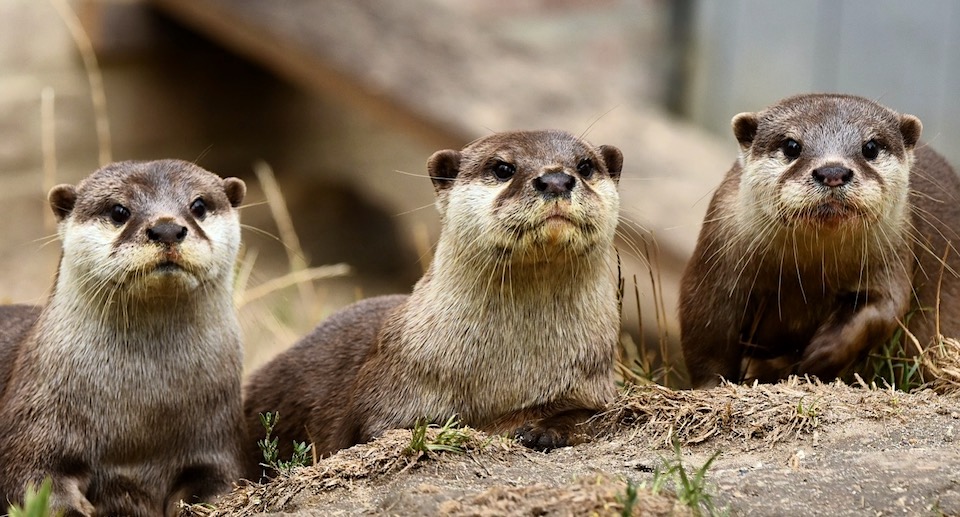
597, 145, 623, 182
427, 150, 461, 192
223, 177, 246, 208
48, 184, 77, 222
899, 114, 922, 149
732, 113, 759, 151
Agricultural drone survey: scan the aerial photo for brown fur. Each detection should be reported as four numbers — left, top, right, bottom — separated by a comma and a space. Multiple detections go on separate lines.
0, 160, 247, 516
243, 130, 624, 479
680, 94, 960, 388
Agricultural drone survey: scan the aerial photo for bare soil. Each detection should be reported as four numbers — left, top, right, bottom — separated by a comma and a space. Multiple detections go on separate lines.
182, 379, 960, 516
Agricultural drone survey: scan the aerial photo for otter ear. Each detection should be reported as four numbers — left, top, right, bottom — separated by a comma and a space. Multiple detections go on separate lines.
732, 113, 759, 151
48, 184, 77, 222
899, 114, 922, 149
598, 145, 623, 183
223, 177, 246, 208
427, 150, 461, 193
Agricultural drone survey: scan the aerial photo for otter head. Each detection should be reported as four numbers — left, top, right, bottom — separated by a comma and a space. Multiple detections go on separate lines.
732, 94, 920, 233
427, 130, 622, 264
49, 160, 246, 300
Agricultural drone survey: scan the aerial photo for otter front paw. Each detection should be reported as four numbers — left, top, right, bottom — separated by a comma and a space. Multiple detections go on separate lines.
48, 487, 95, 517
514, 423, 572, 451
512, 409, 597, 451
798, 337, 849, 380
800, 319, 866, 379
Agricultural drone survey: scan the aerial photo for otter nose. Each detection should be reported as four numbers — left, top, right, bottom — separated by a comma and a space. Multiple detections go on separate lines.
146, 222, 188, 245
532, 172, 576, 197
812, 166, 854, 188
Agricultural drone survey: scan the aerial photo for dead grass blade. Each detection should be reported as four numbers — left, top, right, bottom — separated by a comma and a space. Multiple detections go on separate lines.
253, 161, 317, 314
41, 87, 57, 233
922, 337, 960, 396
180, 428, 513, 516
598, 379, 839, 447
236, 264, 350, 308
50, 0, 111, 166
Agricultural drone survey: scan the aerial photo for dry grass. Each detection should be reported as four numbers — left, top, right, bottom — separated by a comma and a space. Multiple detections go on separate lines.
179, 378, 960, 516
251, 161, 318, 315
596, 377, 935, 447
50, 0, 111, 166
233, 161, 355, 369
923, 337, 960, 395
617, 234, 686, 389
179, 426, 691, 517
180, 428, 515, 517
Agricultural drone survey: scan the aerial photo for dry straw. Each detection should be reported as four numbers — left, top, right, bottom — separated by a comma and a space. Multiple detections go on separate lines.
50, 0, 111, 166
922, 337, 960, 395
180, 429, 512, 517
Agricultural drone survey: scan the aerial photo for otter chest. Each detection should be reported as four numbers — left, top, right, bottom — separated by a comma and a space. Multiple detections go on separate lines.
398, 298, 617, 422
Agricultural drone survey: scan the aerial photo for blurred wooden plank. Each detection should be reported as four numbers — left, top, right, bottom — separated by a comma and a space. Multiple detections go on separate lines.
147, 0, 737, 342
150, 0, 649, 149
151, 0, 468, 148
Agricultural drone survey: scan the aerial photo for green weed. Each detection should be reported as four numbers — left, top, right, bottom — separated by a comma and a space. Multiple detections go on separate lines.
405, 415, 469, 455
796, 396, 820, 419
855, 311, 925, 392
257, 412, 313, 476
6, 478, 60, 517
648, 440, 724, 516
615, 478, 640, 517
874, 321, 923, 391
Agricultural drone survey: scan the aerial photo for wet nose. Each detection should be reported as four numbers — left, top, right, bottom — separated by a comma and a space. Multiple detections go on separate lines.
146, 222, 188, 245
532, 172, 576, 197
812, 166, 854, 188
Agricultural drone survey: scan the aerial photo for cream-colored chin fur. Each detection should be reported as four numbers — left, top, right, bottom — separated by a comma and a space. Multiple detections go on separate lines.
737, 152, 910, 234
58, 212, 241, 300
443, 178, 620, 263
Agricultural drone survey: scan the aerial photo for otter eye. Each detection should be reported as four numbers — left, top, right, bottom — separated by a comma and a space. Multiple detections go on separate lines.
862, 139, 880, 161
190, 198, 208, 219
576, 158, 595, 179
110, 204, 131, 225
492, 161, 516, 181
781, 139, 802, 160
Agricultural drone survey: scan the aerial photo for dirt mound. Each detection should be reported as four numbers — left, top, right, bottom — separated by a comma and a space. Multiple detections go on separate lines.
183, 381, 960, 516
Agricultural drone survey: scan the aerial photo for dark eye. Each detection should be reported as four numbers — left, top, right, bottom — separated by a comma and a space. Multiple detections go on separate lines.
576, 159, 595, 179
110, 204, 130, 225
190, 198, 208, 219
492, 161, 516, 181
862, 139, 880, 160
781, 139, 802, 160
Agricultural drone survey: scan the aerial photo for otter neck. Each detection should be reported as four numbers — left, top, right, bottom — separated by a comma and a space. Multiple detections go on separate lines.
426, 235, 616, 299
728, 208, 910, 288
407, 234, 621, 357
37, 260, 237, 357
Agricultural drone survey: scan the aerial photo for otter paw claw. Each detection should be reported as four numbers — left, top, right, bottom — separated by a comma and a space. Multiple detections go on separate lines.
514, 424, 570, 451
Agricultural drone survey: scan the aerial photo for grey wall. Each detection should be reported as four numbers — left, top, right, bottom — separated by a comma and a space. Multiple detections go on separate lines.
686, 0, 960, 163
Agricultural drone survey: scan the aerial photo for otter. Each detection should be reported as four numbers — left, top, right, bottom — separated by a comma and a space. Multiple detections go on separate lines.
680, 93, 960, 388
0, 160, 247, 516
242, 130, 623, 478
